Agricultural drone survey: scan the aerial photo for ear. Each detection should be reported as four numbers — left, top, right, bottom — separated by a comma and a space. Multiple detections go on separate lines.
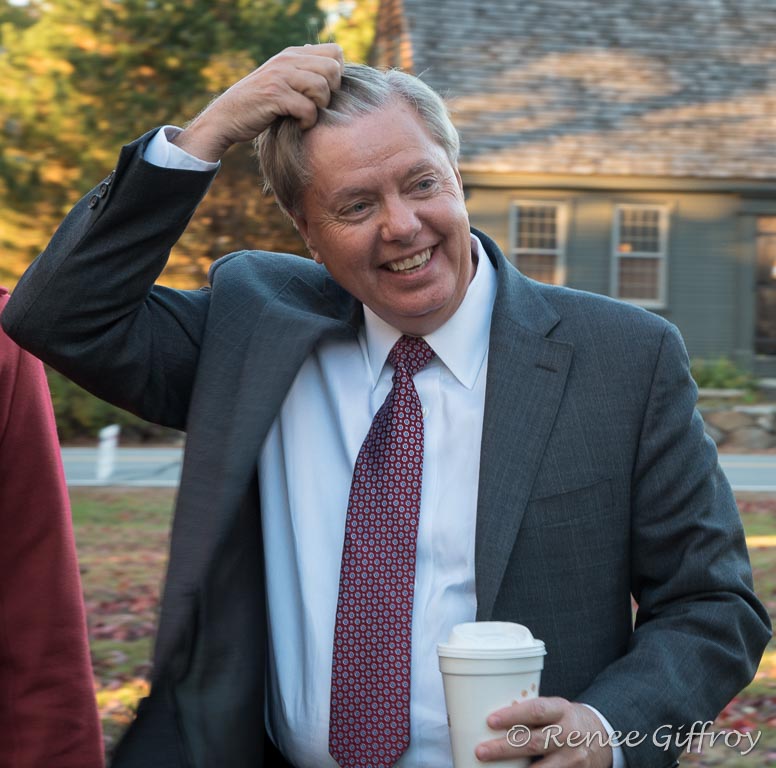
291, 212, 323, 264
290, 210, 308, 240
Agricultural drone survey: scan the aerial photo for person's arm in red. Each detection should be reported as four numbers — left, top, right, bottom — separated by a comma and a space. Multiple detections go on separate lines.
0, 288, 103, 767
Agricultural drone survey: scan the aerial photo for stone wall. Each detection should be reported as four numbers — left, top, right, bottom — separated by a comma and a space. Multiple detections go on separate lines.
700, 403, 776, 450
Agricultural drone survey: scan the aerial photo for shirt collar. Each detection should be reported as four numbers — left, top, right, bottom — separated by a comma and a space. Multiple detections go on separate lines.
362, 234, 497, 389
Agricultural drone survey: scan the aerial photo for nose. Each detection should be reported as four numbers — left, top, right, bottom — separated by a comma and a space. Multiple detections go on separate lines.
379, 195, 422, 243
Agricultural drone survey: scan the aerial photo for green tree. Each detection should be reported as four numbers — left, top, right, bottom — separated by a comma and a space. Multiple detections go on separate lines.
0, 0, 323, 287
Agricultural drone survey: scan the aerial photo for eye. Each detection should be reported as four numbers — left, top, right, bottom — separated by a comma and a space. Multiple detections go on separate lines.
416, 178, 435, 191
340, 200, 370, 218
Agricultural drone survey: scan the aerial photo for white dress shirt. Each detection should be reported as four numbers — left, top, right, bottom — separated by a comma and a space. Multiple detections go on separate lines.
258, 238, 494, 768
145, 126, 624, 768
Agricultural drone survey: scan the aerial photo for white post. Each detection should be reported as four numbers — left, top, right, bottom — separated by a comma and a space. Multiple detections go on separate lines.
96, 424, 120, 483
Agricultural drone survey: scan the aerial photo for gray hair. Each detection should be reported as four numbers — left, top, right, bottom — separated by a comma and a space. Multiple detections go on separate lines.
254, 63, 460, 218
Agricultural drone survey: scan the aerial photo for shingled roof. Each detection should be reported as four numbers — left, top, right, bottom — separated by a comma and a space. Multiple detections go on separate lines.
373, 0, 776, 180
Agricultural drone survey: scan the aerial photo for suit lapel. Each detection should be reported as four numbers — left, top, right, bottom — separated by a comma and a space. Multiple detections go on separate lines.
193, 270, 359, 505
473, 232, 574, 620
155, 271, 360, 669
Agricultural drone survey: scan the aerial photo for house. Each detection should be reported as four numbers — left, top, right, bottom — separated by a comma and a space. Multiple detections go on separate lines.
372, 0, 776, 376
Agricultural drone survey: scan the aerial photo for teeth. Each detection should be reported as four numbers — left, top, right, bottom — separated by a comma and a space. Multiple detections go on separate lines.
386, 248, 432, 272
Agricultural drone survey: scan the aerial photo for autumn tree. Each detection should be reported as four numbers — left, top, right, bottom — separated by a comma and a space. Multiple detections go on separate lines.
0, 0, 324, 287
320, 0, 378, 63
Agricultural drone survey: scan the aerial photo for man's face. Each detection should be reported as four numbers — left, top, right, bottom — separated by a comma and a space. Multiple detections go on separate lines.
292, 101, 474, 336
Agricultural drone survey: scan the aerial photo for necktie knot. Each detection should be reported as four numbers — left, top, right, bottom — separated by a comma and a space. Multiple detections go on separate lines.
388, 334, 435, 378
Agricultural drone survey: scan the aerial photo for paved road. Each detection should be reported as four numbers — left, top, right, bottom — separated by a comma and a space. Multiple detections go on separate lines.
62, 446, 183, 487
716, 454, 776, 492
62, 446, 776, 491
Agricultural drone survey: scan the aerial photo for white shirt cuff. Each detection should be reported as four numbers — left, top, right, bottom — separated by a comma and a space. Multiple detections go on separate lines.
582, 704, 626, 768
144, 125, 220, 172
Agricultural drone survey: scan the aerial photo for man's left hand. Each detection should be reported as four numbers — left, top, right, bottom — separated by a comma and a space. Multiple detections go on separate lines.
475, 697, 613, 767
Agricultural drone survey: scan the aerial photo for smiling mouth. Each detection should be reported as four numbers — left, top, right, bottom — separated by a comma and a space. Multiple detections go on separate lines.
385, 247, 433, 273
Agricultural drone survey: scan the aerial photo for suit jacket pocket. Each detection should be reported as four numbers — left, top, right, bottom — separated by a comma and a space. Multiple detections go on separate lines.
501, 478, 630, 671
495, 478, 632, 701
515, 477, 626, 585
521, 477, 615, 529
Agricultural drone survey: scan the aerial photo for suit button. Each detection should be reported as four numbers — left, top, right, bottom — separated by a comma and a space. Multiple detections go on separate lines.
98, 182, 109, 197
88, 195, 99, 209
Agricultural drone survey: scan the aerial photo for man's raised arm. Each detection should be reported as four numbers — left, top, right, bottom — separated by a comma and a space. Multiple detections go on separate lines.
1, 44, 343, 428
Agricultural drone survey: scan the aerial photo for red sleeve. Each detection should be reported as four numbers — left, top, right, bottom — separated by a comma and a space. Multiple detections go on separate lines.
0, 290, 104, 767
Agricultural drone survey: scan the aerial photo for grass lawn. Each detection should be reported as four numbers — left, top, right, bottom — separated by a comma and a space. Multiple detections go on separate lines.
69, 488, 776, 764
71, 488, 173, 754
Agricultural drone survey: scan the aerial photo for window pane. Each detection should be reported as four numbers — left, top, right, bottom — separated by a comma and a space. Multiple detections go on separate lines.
619, 257, 659, 300
517, 206, 557, 250
619, 208, 661, 253
518, 253, 557, 284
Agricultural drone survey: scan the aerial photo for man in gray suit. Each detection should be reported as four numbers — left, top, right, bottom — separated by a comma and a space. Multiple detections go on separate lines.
3, 44, 770, 768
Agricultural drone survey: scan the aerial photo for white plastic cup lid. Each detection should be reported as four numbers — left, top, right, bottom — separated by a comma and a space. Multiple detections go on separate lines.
437, 621, 546, 659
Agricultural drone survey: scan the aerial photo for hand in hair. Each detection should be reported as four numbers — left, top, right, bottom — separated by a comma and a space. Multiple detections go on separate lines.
171, 43, 344, 163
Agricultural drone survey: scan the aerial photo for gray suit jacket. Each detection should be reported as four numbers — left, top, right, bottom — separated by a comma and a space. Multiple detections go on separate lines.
3, 131, 770, 768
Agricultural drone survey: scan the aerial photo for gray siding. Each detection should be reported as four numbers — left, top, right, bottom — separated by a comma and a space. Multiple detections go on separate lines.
374, 0, 776, 375
465, 187, 758, 364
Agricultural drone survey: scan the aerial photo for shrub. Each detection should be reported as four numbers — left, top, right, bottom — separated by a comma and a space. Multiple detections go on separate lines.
690, 357, 758, 392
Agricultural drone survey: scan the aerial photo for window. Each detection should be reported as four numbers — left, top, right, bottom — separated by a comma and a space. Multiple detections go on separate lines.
612, 205, 669, 308
510, 202, 566, 285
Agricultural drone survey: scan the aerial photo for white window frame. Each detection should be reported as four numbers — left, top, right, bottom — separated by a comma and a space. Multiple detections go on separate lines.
509, 200, 568, 285
611, 203, 669, 309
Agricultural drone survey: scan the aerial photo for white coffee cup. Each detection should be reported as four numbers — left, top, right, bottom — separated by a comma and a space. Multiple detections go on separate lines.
437, 622, 546, 768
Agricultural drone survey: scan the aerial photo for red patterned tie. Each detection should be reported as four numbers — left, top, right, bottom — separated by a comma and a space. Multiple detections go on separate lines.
329, 334, 435, 768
